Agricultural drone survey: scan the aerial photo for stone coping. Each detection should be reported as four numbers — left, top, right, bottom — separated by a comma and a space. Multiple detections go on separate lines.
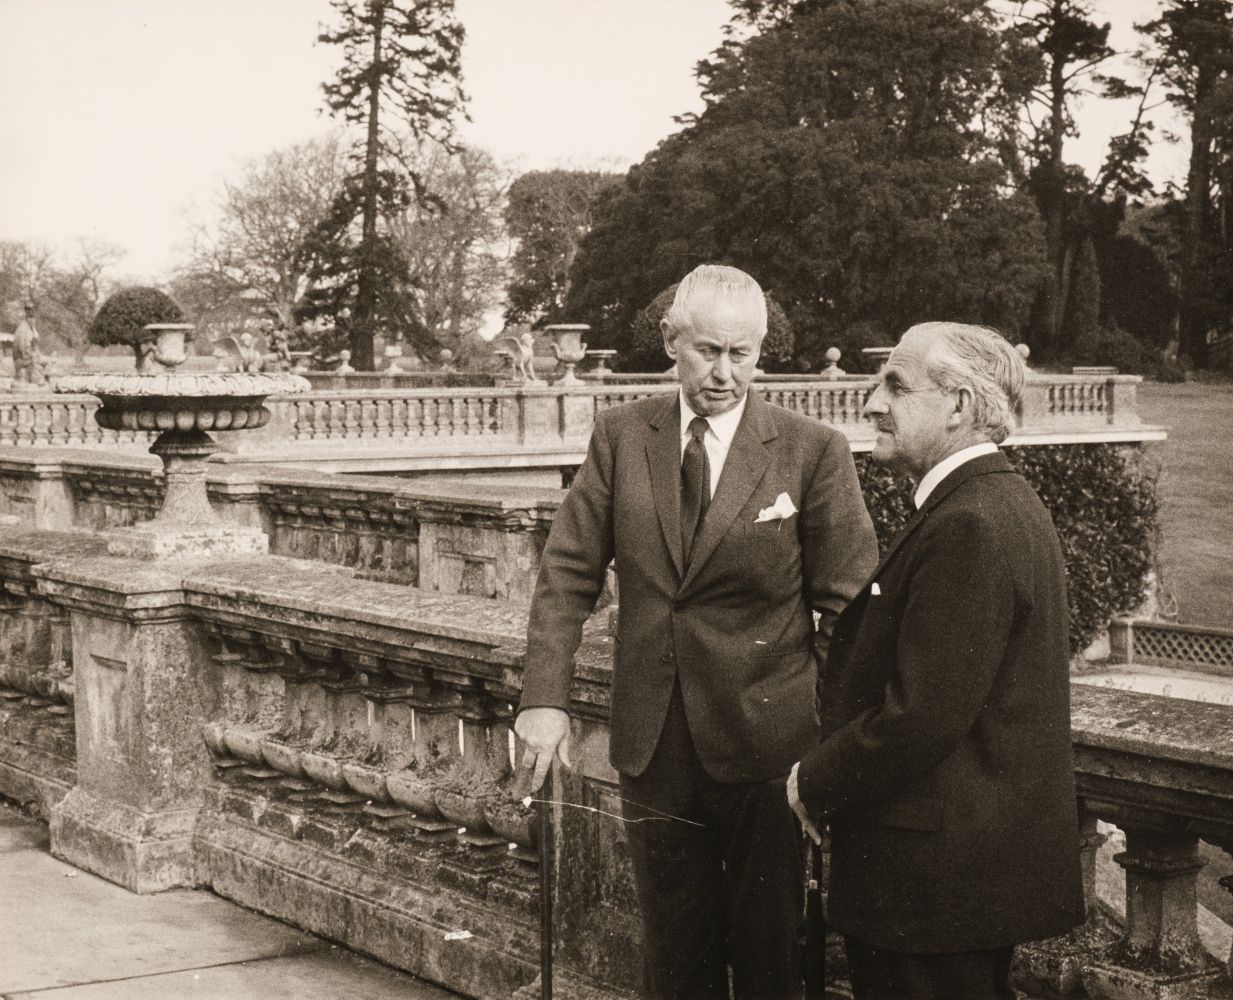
181, 557, 530, 654
1072, 684, 1233, 771
0, 447, 567, 519
2, 370, 1148, 401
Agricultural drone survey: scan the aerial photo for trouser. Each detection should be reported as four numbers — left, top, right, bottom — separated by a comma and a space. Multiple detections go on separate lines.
843, 936, 1015, 1000
618, 683, 805, 1000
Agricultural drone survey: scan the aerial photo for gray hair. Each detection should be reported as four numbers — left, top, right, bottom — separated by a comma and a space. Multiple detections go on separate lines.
912, 322, 1025, 444
662, 264, 767, 337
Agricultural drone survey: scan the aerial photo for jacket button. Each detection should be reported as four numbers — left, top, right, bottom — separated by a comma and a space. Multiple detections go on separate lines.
660, 653, 673, 664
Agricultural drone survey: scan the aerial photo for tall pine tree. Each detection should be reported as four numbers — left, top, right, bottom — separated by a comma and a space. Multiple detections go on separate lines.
314, 0, 466, 369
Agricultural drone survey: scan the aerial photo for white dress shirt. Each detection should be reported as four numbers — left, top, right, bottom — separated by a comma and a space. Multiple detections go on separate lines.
679, 389, 748, 500
913, 442, 999, 509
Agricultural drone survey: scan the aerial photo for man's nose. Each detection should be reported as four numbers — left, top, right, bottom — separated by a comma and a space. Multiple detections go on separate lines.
863, 385, 887, 417
712, 353, 733, 383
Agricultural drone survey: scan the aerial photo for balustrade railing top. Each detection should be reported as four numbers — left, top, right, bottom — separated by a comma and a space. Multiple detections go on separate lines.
0, 373, 1160, 464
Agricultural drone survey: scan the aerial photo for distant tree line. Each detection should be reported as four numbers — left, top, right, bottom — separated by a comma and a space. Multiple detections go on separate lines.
561, 0, 1233, 374
8, 0, 1232, 375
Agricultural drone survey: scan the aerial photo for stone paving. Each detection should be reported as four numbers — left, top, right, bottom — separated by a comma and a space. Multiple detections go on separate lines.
0, 802, 461, 1000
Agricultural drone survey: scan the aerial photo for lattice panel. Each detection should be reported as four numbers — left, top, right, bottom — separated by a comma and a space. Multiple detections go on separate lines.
1134, 623, 1233, 673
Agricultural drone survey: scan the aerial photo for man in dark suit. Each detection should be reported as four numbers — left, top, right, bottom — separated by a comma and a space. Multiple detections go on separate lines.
788, 322, 1085, 1000
517, 264, 878, 999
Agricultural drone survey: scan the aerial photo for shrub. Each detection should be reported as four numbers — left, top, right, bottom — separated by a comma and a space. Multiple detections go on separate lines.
854, 443, 1159, 654
625, 283, 794, 373
1068, 326, 1185, 381
90, 287, 184, 348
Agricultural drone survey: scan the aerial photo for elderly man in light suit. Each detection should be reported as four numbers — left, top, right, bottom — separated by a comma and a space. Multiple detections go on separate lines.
789, 322, 1085, 1000
517, 264, 878, 999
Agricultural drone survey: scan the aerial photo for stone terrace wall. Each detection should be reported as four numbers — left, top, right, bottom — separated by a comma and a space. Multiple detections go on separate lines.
1, 527, 1231, 998
0, 451, 562, 602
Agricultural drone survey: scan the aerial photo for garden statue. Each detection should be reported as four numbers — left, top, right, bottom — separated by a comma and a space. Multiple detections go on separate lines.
12, 301, 47, 386
214, 331, 267, 373
502, 328, 540, 383
335, 349, 355, 374
270, 324, 292, 371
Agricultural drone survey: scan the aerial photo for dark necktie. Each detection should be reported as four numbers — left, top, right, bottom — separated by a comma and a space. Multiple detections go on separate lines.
681, 415, 711, 565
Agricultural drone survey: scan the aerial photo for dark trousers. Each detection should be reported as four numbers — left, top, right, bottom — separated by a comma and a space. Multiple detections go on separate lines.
844, 936, 1015, 1000
618, 684, 805, 1000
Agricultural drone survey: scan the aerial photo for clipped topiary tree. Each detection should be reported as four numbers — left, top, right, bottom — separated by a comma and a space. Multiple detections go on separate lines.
626, 282, 794, 373
90, 287, 186, 370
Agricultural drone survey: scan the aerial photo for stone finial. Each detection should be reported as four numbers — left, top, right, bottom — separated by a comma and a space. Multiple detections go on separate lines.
1016, 343, 1031, 368
335, 349, 355, 375
822, 347, 844, 376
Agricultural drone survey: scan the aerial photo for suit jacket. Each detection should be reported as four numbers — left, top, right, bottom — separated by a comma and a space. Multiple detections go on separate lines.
519, 391, 878, 783
797, 451, 1085, 953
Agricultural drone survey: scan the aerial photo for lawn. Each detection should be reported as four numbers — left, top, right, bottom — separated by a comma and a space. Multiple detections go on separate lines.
1137, 379, 1233, 630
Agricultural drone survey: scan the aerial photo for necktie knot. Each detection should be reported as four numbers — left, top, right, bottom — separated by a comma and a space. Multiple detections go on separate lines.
688, 416, 709, 444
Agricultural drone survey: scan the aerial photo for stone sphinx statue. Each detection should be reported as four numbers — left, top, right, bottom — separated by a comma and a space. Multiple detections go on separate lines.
214, 331, 267, 373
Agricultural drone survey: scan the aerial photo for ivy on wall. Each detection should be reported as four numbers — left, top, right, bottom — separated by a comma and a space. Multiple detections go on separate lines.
854, 444, 1160, 654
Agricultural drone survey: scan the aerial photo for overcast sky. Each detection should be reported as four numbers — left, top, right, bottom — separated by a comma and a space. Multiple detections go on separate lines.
0, 0, 1183, 280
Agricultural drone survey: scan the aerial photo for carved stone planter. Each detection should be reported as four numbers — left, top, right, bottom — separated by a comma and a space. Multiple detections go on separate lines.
54, 370, 309, 558
545, 324, 589, 386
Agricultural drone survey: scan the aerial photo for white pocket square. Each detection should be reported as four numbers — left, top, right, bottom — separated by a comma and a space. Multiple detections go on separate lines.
754, 492, 797, 523
871, 582, 882, 596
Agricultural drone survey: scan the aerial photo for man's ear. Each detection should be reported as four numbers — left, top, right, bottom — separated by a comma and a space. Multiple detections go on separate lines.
661, 319, 678, 360
947, 387, 973, 428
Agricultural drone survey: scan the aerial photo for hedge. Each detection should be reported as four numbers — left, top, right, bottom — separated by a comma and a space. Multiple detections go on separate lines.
854, 443, 1159, 655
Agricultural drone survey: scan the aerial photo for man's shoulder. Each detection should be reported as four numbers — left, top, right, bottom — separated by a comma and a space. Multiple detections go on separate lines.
594, 393, 672, 432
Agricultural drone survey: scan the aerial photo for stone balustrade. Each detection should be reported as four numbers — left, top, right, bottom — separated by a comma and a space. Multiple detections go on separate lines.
0, 374, 1161, 475
0, 520, 1230, 998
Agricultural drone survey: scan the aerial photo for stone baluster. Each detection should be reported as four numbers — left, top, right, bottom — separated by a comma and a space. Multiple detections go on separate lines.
374, 397, 392, 438
343, 398, 361, 438
15, 402, 35, 445
457, 686, 513, 784
0, 402, 16, 446
321, 398, 340, 438
1082, 823, 1222, 999
1220, 867, 1233, 981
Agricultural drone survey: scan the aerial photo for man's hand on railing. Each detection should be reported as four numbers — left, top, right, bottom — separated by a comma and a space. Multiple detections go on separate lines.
514, 707, 573, 795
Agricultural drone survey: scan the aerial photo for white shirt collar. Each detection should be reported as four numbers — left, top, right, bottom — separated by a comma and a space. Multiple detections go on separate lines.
678, 389, 747, 448
914, 442, 999, 509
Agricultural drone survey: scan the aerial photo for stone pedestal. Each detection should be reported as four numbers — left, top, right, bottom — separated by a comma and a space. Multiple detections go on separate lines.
35, 557, 219, 892
1082, 826, 1225, 1000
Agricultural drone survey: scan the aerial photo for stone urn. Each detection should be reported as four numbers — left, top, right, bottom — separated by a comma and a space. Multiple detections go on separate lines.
55, 333, 310, 558
585, 348, 617, 376
545, 324, 590, 386
148, 323, 196, 370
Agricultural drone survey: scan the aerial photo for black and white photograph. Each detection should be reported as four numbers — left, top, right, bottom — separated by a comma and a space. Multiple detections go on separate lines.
1, 1, 1231, 998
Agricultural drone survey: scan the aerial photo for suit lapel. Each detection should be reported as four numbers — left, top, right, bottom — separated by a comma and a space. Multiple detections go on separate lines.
866, 450, 1014, 582
680, 394, 776, 592
646, 394, 685, 580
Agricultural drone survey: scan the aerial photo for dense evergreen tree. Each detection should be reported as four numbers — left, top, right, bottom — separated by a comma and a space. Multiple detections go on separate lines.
316, 0, 467, 368
566, 0, 1049, 367
1144, 0, 1233, 367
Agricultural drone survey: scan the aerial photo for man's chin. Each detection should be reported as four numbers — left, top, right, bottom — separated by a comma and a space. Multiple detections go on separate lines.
870, 439, 898, 466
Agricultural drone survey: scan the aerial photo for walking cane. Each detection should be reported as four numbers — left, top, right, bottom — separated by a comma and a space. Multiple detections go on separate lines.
537, 783, 555, 1000
803, 839, 826, 999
